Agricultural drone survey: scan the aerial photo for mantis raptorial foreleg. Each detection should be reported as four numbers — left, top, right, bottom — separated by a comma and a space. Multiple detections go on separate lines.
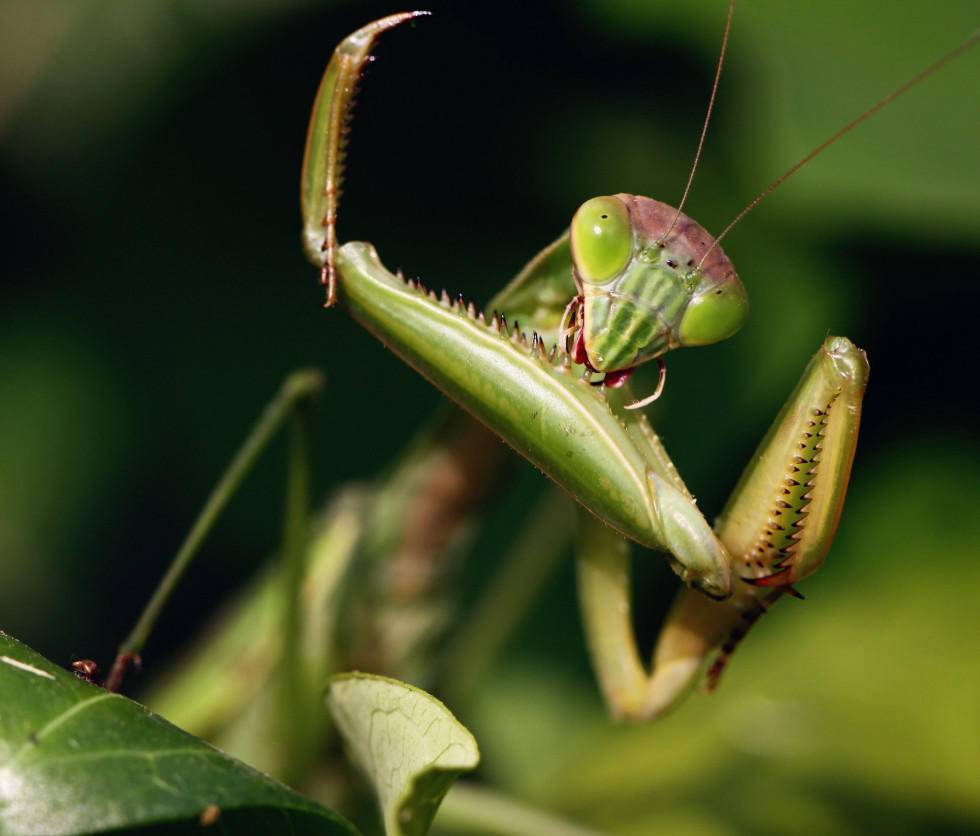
332, 242, 734, 599
496, 250, 869, 718
578, 337, 868, 720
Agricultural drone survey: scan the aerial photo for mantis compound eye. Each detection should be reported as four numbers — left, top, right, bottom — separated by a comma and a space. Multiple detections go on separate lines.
677, 275, 748, 346
570, 196, 633, 285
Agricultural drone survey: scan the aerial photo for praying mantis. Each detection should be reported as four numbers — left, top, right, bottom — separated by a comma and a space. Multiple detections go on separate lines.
119, 7, 974, 732
296, 6, 924, 723
292, 7, 978, 722
0, 8, 953, 831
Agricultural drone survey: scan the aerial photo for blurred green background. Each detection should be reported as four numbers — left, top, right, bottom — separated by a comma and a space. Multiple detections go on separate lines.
1, 1, 977, 834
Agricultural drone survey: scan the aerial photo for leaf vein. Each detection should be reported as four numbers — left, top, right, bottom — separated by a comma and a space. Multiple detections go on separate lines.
2, 692, 117, 768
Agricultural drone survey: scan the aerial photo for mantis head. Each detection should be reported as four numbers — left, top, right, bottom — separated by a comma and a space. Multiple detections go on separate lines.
569, 193, 748, 374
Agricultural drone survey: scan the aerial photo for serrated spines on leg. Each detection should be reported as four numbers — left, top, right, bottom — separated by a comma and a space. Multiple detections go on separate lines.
740, 397, 837, 587
376, 266, 600, 381
703, 597, 770, 692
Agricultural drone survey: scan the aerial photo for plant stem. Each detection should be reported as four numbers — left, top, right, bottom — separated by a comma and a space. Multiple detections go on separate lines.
278, 392, 314, 782
435, 783, 603, 836
106, 369, 324, 693
442, 488, 574, 704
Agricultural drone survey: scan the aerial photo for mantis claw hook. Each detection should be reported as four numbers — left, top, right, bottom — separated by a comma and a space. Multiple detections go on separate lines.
623, 358, 667, 410
558, 295, 582, 349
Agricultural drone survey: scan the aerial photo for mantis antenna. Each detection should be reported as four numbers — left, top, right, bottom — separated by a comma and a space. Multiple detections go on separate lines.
697, 29, 980, 270
661, 0, 736, 245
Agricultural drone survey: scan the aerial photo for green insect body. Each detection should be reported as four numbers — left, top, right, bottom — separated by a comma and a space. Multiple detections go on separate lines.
292, 9, 980, 721
569, 194, 749, 375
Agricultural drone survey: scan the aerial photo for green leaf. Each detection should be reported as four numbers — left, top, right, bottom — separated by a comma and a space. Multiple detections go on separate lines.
0, 631, 357, 835
326, 673, 479, 836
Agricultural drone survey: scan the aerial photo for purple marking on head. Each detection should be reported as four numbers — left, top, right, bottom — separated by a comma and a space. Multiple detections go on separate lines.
616, 194, 738, 287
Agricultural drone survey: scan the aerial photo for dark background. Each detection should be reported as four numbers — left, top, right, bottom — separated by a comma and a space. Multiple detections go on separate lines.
2, 1, 978, 833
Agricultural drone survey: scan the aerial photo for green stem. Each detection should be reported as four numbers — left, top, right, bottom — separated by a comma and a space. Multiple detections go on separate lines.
278, 393, 314, 782
106, 369, 324, 693
435, 783, 603, 836
442, 488, 574, 704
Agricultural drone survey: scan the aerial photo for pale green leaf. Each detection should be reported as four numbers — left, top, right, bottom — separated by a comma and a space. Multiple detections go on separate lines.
326, 673, 479, 836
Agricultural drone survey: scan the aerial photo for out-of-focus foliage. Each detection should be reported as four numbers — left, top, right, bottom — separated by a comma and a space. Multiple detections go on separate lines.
578, 0, 979, 235
1, 1, 977, 834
